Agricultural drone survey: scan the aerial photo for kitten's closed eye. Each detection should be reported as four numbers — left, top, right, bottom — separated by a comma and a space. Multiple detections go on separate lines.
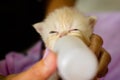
49, 31, 58, 34
69, 29, 80, 32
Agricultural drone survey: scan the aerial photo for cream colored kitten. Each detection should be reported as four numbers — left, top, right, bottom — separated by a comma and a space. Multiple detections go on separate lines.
33, 7, 97, 80
33, 7, 96, 50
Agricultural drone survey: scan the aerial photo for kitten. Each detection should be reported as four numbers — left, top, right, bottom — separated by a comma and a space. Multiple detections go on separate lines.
33, 7, 96, 50
33, 7, 97, 80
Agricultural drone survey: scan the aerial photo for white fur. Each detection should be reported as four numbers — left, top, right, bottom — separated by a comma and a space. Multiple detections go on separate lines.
33, 7, 96, 49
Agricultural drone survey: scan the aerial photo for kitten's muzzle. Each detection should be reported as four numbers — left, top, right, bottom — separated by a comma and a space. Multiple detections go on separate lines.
59, 31, 68, 38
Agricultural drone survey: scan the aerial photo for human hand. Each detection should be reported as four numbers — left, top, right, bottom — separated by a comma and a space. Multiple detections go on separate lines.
89, 34, 111, 79
5, 49, 57, 80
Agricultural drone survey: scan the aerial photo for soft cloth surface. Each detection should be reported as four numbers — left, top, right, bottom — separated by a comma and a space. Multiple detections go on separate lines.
94, 13, 120, 80
0, 41, 42, 76
0, 13, 120, 80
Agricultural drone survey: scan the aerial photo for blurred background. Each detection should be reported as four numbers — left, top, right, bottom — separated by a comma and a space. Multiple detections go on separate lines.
0, 0, 46, 59
75, 0, 120, 13
0, 0, 120, 60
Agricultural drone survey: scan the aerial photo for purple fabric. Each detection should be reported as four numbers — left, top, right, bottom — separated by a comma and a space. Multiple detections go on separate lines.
0, 13, 120, 80
0, 41, 42, 76
93, 13, 120, 80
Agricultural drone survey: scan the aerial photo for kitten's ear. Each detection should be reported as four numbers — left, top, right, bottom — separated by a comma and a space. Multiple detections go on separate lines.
33, 22, 43, 34
88, 16, 97, 28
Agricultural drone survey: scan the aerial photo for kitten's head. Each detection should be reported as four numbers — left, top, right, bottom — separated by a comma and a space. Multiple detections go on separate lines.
33, 7, 97, 49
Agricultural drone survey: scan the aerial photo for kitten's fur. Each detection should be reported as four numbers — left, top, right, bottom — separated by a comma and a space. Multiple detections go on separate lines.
33, 7, 96, 50
33, 7, 96, 80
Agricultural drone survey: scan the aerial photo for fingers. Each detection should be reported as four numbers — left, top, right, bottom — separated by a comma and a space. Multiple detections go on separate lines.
97, 48, 111, 77
12, 49, 57, 80
89, 34, 111, 79
89, 34, 103, 58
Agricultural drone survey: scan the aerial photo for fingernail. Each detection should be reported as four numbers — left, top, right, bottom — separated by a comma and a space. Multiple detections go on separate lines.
43, 48, 49, 59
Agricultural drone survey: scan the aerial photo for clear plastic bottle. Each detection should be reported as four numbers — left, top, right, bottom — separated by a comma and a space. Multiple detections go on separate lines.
53, 35, 98, 80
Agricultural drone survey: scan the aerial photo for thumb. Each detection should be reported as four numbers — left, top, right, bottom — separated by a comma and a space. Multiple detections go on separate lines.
13, 49, 57, 80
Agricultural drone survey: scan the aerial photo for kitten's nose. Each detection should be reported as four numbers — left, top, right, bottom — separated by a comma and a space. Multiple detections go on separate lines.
59, 32, 68, 37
